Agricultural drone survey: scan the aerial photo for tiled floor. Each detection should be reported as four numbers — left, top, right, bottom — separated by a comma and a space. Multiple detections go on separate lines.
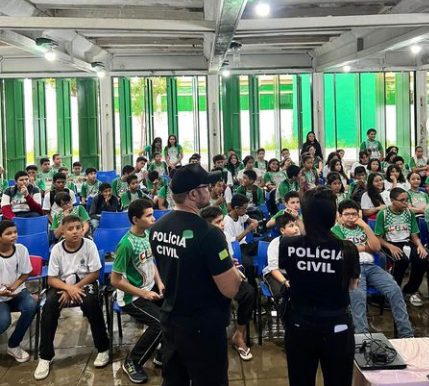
1, 284, 429, 386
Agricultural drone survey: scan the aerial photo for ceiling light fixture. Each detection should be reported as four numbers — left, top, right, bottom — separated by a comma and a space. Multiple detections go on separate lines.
255, 2, 270, 17
343, 65, 351, 73
44, 47, 57, 62
91, 61, 107, 78
36, 37, 58, 62
411, 45, 422, 54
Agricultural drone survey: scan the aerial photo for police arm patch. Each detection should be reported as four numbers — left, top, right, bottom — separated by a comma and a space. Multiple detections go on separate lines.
218, 249, 229, 261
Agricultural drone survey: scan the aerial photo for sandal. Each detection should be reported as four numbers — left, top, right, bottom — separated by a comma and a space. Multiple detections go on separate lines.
233, 345, 253, 361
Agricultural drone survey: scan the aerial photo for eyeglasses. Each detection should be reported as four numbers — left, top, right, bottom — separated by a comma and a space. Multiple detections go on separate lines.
342, 212, 359, 218
394, 198, 409, 203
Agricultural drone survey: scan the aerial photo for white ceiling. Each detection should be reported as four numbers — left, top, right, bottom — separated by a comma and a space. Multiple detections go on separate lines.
0, 0, 427, 76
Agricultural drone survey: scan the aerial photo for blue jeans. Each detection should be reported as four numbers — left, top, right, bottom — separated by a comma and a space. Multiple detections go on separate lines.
0, 289, 38, 347
349, 264, 413, 338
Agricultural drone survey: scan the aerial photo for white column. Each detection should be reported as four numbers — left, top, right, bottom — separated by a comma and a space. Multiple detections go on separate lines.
416, 70, 428, 155
207, 74, 221, 167
312, 72, 325, 159
98, 75, 115, 170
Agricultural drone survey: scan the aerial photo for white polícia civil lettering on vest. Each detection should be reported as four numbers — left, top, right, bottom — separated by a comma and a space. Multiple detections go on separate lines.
152, 231, 186, 247
288, 246, 342, 260
297, 260, 336, 273
156, 245, 179, 259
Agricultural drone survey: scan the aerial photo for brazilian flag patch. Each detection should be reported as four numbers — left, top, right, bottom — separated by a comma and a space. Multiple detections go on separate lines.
218, 249, 229, 261
182, 230, 194, 239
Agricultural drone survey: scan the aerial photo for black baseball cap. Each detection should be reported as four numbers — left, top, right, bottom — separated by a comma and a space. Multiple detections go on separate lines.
171, 164, 222, 194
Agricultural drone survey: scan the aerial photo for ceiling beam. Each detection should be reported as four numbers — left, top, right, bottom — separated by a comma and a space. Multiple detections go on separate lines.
31, 0, 203, 8
0, 16, 214, 32
208, 0, 248, 74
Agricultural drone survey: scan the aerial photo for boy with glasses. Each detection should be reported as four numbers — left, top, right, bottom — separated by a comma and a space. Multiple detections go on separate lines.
374, 187, 428, 307
333, 200, 413, 336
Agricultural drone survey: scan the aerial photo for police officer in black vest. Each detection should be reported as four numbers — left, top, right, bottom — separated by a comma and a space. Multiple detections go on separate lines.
279, 186, 360, 386
150, 163, 242, 386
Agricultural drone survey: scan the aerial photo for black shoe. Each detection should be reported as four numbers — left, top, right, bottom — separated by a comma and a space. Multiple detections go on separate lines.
122, 358, 148, 384
152, 350, 163, 368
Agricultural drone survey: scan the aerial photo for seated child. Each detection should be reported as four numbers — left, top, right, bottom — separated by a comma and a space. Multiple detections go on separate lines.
58, 166, 77, 194
267, 191, 303, 234
80, 168, 101, 206
121, 174, 149, 210
89, 183, 122, 230
26, 165, 46, 193
71, 162, 86, 195
0, 220, 37, 362
235, 170, 264, 208
208, 179, 228, 216
34, 215, 109, 380
347, 166, 367, 205
111, 165, 135, 198
157, 169, 176, 211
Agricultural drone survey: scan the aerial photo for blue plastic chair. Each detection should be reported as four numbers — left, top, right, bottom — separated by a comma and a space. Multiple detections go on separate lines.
419, 187, 426, 193
231, 240, 241, 262
13, 216, 49, 235
17, 232, 50, 261
255, 240, 270, 276
368, 219, 376, 231
153, 209, 170, 221
99, 211, 130, 229
97, 170, 117, 184
8, 179, 14, 186
93, 227, 129, 255
418, 217, 428, 245
257, 204, 270, 220
85, 195, 94, 211
270, 227, 280, 238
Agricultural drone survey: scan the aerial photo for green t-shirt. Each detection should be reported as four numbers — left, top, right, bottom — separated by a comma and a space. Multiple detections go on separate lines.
51, 205, 90, 230
146, 178, 165, 194
37, 170, 54, 190
148, 161, 168, 177
263, 171, 287, 187
0, 178, 9, 199
374, 207, 419, 243
81, 180, 101, 199
111, 177, 128, 198
164, 145, 183, 165
278, 179, 299, 200
336, 192, 347, 205
66, 181, 77, 193
158, 185, 175, 209
235, 185, 264, 206
113, 230, 155, 307
407, 189, 429, 209
121, 190, 145, 209
33, 178, 46, 192
255, 160, 268, 173
360, 139, 383, 159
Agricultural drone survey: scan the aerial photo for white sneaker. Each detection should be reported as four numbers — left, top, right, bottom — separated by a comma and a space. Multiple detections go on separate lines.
410, 294, 423, 307
94, 350, 110, 368
7, 346, 30, 363
34, 359, 51, 380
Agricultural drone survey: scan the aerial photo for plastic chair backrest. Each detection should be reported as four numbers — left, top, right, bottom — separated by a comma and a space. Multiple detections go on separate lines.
93, 227, 129, 254
368, 219, 376, 231
86, 195, 94, 211
18, 232, 50, 261
13, 216, 49, 236
257, 204, 270, 220
29, 255, 43, 277
8, 179, 14, 187
98, 249, 106, 284
418, 217, 428, 245
97, 170, 117, 183
99, 211, 130, 229
256, 240, 270, 276
231, 240, 242, 264
153, 209, 170, 221
270, 227, 280, 238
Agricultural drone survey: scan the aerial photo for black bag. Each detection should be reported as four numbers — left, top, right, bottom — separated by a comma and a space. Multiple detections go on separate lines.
246, 207, 267, 235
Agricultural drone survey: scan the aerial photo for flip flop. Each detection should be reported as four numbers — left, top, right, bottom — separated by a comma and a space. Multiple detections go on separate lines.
233, 345, 253, 361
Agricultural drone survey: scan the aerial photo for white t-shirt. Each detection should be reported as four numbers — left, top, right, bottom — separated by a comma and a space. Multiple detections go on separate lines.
224, 186, 233, 205
43, 190, 77, 217
351, 162, 367, 176
322, 165, 331, 178
48, 238, 101, 284
223, 214, 249, 245
384, 180, 410, 192
237, 168, 262, 184
0, 244, 32, 302
262, 236, 287, 276
361, 190, 391, 210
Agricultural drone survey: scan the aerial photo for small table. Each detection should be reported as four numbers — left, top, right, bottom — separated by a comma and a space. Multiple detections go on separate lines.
353, 338, 429, 386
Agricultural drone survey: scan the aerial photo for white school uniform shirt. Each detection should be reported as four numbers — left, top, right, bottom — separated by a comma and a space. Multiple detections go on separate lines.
42, 190, 77, 217
262, 236, 287, 276
322, 165, 331, 178
360, 190, 391, 210
383, 180, 410, 192
0, 244, 32, 302
48, 239, 101, 284
223, 214, 249, 245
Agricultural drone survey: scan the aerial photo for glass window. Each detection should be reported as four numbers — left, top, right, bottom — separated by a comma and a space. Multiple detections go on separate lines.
177, 76, 196, 164
131, 76, 146, 159
258, 75, 277, 160
240, 75, 250, 158
385, 72, 397, 148
280, 75, 295, 159
24, 79, 34, 165
324, 74, 336, 156
152, 77, 168, 143
198, 76, 209, 169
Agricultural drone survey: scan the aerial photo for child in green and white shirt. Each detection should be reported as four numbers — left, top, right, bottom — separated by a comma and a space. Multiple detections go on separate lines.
111, 165, 135, 198
81, 168, 101, 206
148, 153, 168, 178
37, 157, 54, 192
360, 128, 384, 160
121, 175, 149, 210
407, 171, 429, 217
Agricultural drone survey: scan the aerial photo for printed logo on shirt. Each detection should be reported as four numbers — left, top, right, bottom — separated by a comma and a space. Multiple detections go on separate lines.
139, 249, 152, 264
218, 249, 229, 261
182, 230, 194, 239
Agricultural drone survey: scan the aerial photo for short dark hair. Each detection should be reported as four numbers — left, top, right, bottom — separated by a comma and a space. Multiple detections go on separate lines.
275, 213, 295, 233
390, 187, 406, 200
85, 167, 97, 175
256, 148, 265, 154
136, 156, 147, 164
53, 172, 67, 182
231, 194, 249, 209
122, 165, 135, 175
337, 199, 360, 214
191, 153, 201, 160
354, 166, 366, 176
61, 215, 82, 227
152, 152, 161, 158
58, 167, 68, 174
14, 171, 28, 181
301, 153, 313, 164
0, 220, 16, 237
359, 150, 369, 160
54, 192, 71, 206
99, 182, 111, 193
126, 174, 138, 185
281, 148, 289, 153
72, 161, 82, 168
148, 170, 159, 182
52, 153, 60, 161
392, 156, 405, 164
213, 154, 224, 163
200, 206, 223, 223
367, 128, 376, 135
242, 155, 254, 167
25, 165, 38, 172
284, 191, 299, 203
128, 198, 154, 224
243, 169, 257, 182
40, 157, 50, 165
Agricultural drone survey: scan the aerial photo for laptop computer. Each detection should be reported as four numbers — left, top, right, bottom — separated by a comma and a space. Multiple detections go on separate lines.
354, 333, 407, 370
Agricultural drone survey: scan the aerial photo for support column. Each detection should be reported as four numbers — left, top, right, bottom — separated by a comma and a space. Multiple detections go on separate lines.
77, 78, 100, 170
207, 74, 221, 166
145, 78, 154, 145
293, 75, 303, 150
118, 77, 133, 167
32, 79, 48, 166
312, 73, 325, 159
248, 75, 260, 156
222, 75, 241, 159
375, 73, 386, 148
192, 76, 201, 154
166, 76, 179, 139
4, 79, 26, 179
57, 79, 73, 168
395, 73, 411, 160
99, 76, 114, 170
416, 70, 428, 154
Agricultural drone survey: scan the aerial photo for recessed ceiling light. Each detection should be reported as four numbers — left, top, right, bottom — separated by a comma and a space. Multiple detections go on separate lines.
255, 2, 270, 17
222, 68, 231, 78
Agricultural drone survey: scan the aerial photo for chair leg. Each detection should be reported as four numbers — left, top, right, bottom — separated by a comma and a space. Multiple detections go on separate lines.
257, 287, 262, 346
246, 322, 251, 347
117, 312, 123, 340
34, 307, 40, 360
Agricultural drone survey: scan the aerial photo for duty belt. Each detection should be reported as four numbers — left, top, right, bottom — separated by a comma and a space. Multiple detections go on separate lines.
290, 303, 351, 318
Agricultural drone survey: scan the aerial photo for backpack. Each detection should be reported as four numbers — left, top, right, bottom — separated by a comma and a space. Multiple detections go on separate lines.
246, 206, 267, 235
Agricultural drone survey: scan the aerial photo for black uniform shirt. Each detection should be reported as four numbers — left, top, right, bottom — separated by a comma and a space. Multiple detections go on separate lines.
150, 210, 233, 326
279, 235, 360, 310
